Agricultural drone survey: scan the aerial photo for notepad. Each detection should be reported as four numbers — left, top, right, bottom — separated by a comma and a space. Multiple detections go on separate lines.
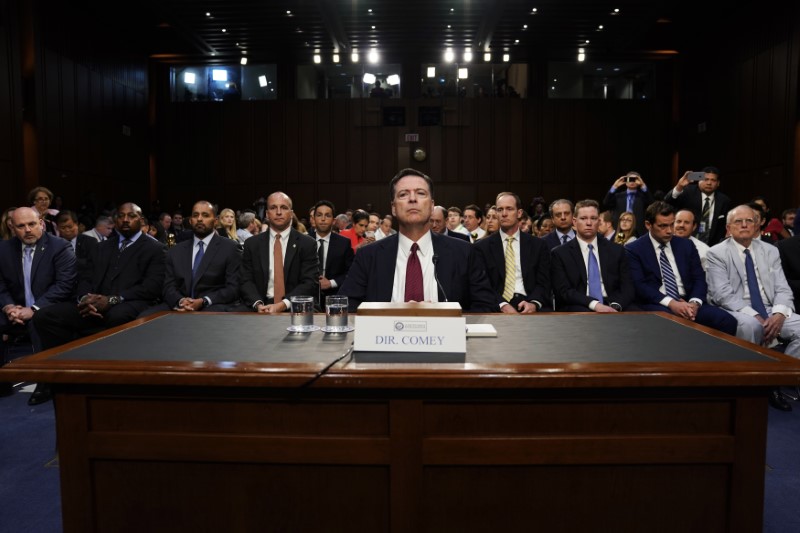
465, 324, 498, 337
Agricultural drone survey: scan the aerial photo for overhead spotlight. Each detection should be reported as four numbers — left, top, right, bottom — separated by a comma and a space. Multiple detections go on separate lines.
515, 39, 520, 44
598, 25, 604, 30
503, 53, 510, 62
578, 48, 586, 62
205, 12, 211, 17
613, 8, 620, 14
258, 75, 267, 87
585, 40, 590, 44
427, 66, 436, 78
351, 50, 359, 63
183, 72, 196, 84
286, 10, 291, 15
532, 8, 538, 13
221, 28, 226, 33
333, 53, 340, 63
368, 8, 372, 13
368, 49, 379, 63
523, 25, 528, 29
387, 74, 400, 85
464, 49, 473, 62
363, 73, 376, 85
450, 8, 454, 12
212, 69, 228, 82
445, 48, 454, 62
371, 25, 376, 30
240, 57, 248, 65
484, 52, 491, 62
313, 54, 321, 64
458, 68, 468, 79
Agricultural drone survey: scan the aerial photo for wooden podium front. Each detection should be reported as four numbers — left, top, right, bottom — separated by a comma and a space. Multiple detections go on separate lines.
4, 312, 800, 532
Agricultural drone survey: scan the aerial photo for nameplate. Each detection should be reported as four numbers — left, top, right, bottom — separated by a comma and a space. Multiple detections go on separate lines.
354, 315, 466, 354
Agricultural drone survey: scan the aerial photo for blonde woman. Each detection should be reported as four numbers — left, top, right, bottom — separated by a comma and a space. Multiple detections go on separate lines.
217, 208, 240, 242
615, 212, 637, 244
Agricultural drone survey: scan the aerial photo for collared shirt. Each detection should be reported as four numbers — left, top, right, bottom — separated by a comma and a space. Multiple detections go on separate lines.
731, 239, 791, 318
467, 227, 486, 242
501, 228, 526, 297
20, 241, 37, 260
576, 237, 607, 310
192, 232, 215, 266
391, 231, 438, 303
266, 230, 291, 306
555, 229, 575, 245
68, 237, 77, 253
83, 228, 105, 242
119, 231, 142, 249
648, 234, 698, 307
700, 192, 715, 230
316, 232, 337, 288
689, 236, 710, 271
236, 228, 253, 242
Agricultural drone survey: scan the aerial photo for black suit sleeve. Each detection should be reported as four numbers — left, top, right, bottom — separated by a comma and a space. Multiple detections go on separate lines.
118, 241, 167, 303
239, 236, 265, 307
523, 237, 552, 308
332, 244, 354, 288
550, 247, 593, 310
285, 234, 320, 299
204, 243, 242, 305
34, 239, 78, 308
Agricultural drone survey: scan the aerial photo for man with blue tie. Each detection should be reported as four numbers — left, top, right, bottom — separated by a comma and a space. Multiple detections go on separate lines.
0, 207, 76, 400
542, 199, 576, 250
551, 200, 635, 312
625, 201, 736, 334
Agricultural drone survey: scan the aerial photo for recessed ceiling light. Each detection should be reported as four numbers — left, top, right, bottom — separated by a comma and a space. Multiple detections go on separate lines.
205, 12, 211, 17
598, 25, 604, 30
532, 8, 538, 13
447, 25, 451, 29
368, 9, 372, 13
515, 39, 520, 44
614, 8, 620, 14
585, 40, 590, 44
286, 10, 291, 15
451, 8, 454, 12
372, 25, 376, 29
221, 28, 226, 33
503, 53, 510, 62
523, 25, 528, 29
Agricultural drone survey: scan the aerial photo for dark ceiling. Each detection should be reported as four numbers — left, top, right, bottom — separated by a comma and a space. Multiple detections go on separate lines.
100, 0, 697, 65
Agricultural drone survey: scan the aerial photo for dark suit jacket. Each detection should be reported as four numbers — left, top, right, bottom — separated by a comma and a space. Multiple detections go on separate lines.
664, 186, 732, 246
443, 229, 470, 242
239, 228, 319, 307
543, 230, 572, 250
625, 235, 708, 306
317, 232, 354, 298
551, 237, 634, 311
163, 234, 242, 308
338, 232, 497, 312
79, 234, 166, 304
73, 234, 98, 272
776, 235, 800, 304
602, 187, 653, 236
0, 233, 77, 311
473, 231, 551, 309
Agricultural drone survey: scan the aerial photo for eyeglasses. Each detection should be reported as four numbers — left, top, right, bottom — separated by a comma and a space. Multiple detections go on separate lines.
731, 218, 755, 226
34, 197, 49, 202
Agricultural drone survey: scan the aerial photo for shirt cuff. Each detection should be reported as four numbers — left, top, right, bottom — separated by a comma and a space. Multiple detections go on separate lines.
773, 304, 792, 318
330, 280, 338, 289
659, 296, 673, 307
588, 300, 599, 311
203, 297, 212, 307
281, 298, 291, 311
252, 300, 264, 310
689, 298, 703, 307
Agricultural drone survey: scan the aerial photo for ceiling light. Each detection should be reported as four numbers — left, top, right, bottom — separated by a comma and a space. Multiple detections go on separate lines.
598, 25, 604, 30
427, 67, 436, 78
578, 48, 586, 62
205, 12, 211, 17
447, 25, 451, 29
183, 72, 196, 84
532, 8, 538, 13
387, 74, 400, 85
458, 68, 468, 79
585, 40, 590, 44
503, 53, 510, 62
371, 25, 376, 29
450, 8, 454, 12
445, 48, 454, 62
240, 57, 248, 65
351, 50, 359, 62
523, 25, 528, 29
363, 73, 376, 84
368, 49, 379, 63
464, 49, 473, 62
333, 53, 340, 63
368, 9, 372, 13
551, 86, 555, 90
258, 75, 267, 87
613, 8, 620, 14
514, 39, 519, 44
212, 69, 227, 82
484, 52, 491, 62
221, 28, 226, 33
313, 54, 321, 64
286, 10, 291, 15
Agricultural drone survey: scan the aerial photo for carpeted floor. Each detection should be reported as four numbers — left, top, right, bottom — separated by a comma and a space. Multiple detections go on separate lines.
0, 384, 797, 532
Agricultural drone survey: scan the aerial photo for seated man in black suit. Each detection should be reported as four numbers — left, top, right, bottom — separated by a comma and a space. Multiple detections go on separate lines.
542, 199, 576, 250
430, 205, 470, 241
0, 207, 76, 400
35, 203, 167, 350
474, 192, 551, 313
55, 210, 97, 271
339, 168, 496, 312
311, 200, 354, 307
551, 200, 635, 312
239, 191, 319, 313
143, 201, 241, 315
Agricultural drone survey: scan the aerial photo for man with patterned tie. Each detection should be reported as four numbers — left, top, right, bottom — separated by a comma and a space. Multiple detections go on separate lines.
664, 167, 732, 246
542, 199, 576, 250
143, 201, 241, 315
35, 203, 167, 351
239, 192, 318, 314
625, 201, 736, 334
551, 200, 635, 312
339, 168, 496, 312
474, 192, 551, 313
707, 205, 800, 353
311, 200, 353, 307
0, 207, 76, 399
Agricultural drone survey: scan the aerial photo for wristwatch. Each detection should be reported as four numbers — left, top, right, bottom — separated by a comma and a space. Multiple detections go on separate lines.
108, 295, 121, 306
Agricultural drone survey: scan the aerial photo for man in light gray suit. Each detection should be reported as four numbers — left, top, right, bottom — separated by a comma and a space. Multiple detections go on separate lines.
706, 204, 800, 356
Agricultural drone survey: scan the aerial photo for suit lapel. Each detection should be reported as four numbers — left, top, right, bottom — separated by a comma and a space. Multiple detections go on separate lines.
519, 233, 531, 274
569, 240, 587, 284
754, 242, 773, 299
642, 237, 662, 285
491, 233, 505, 281
283, 230, 298, 280
194, 236, 218, 284
30, 236, 47, 279
727, 239, 747, 288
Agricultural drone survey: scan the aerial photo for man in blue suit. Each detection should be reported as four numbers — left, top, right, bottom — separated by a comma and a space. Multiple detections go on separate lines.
0, 207, 76, 400
339, 168, 496, 312
625, 201, 736, 334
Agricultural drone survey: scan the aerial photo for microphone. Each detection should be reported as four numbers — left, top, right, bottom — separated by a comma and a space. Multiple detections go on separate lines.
432, 254, 449, 302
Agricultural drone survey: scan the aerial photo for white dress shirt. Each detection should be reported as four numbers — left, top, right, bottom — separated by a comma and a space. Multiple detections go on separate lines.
391, 232, 438, 303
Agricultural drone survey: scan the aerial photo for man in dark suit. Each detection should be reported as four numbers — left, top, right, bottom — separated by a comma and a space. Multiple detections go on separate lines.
430, 205, 470, 241
776, 235, 800, 304
145, 201, 241, 314
311, 200, 354, 307
602, 171, 653, 237
339, 168, 496, 312
0, 207, 76, 399
56, 210, 97, 271
551, 200, 636, 312
35, 202, 167, 349
625, 201, 736, 335
474, 192, 551, 313
239, 191, 319, 313
664, 167, 732, 246
542, 199, 575, 250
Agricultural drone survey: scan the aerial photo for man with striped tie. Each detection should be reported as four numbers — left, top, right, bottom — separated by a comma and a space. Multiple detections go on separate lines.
474, 192, 551, 314
625, 201, 736, 334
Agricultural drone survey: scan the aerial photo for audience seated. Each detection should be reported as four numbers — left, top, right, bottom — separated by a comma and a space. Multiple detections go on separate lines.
542, 199, 575, 249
